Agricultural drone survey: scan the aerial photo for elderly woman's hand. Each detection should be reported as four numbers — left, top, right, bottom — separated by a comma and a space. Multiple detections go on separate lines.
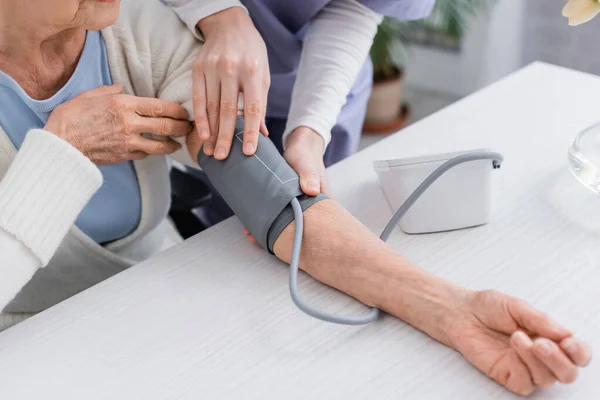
44, 84, 193, 165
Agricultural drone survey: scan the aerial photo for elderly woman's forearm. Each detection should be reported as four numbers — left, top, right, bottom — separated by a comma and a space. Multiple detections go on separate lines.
188, 132, 464, 343
0, 130, 102, 264
0, 229, 40, 310
0, 129, 102, 309
272, 199, 468, 347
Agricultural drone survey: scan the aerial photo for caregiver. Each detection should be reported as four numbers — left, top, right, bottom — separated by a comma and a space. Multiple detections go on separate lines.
164, 0, 434, 197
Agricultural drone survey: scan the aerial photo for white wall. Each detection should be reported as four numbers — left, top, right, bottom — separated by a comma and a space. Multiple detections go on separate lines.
404, 0, 525, 97
523, 0, 600, 75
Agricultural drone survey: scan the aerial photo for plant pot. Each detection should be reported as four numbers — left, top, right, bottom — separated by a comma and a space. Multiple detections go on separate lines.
364, 69, 408, 134
363, 103, 410, 134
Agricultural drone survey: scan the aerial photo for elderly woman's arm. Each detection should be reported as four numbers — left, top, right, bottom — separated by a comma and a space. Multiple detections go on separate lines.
0, 84, 192, 311
0, 231, 40, 308
0, 232, 45, 325
101, 2, 593, 394
186, 130, 592, 395
0, 129, 103, 310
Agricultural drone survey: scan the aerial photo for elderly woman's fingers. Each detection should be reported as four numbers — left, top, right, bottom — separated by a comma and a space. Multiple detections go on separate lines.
76, 83, 123, 99
532, 338, 579, 383
92, 149, 148, 166
506, 297, 571, 341
133, 115, 193, 137
185, 127, 205, 161
560, 337, 593, 367
500, 353, 535, 397
242, 227, 257, 244
129, 97, 189, 121
510, 331, 557, 388
130, 137, 182, 156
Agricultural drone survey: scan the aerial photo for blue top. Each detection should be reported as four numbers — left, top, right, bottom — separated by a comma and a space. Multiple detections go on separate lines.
0, 31, 142, 244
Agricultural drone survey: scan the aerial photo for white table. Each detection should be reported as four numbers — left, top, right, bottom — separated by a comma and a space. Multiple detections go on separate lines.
1, 62, 599, 399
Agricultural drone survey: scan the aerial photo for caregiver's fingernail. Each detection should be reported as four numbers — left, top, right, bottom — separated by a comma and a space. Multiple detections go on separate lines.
308, 180, 319, 191
215, 146, 226, 159
244, 142, 255, 154
199, 129, 209, 139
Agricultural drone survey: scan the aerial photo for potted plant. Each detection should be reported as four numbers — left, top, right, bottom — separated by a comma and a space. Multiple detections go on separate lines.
364, 0, 496, 133
363, 18, 409, 133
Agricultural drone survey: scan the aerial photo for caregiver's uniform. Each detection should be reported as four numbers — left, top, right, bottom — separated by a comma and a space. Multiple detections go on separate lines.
166, 0, 435, 166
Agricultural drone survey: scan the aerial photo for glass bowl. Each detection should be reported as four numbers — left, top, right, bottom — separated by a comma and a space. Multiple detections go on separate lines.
568, 122, 600, 194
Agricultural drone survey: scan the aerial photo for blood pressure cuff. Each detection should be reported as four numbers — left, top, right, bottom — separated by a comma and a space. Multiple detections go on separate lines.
197, 117, 327, 253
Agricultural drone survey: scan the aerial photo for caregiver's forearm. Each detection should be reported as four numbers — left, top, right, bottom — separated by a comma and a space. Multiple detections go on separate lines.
282, 0, 383, 150
162, 0, 247, 39
272, 200, 470, 346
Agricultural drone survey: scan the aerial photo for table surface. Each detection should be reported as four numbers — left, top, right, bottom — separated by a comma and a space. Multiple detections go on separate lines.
1, 62, 599, 399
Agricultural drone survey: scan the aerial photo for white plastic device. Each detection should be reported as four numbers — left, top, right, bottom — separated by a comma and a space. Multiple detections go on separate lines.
374, 149, 494, 234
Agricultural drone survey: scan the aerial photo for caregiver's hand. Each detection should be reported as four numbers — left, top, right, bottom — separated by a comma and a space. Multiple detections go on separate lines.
240, 127, 332, 245
284, 127, 333, 197
446, 290, 592, 396
44, 84, 192, 165
194, 7, 270, 160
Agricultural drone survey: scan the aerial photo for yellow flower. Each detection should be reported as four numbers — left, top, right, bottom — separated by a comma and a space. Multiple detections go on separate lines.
563, 0, 600, 26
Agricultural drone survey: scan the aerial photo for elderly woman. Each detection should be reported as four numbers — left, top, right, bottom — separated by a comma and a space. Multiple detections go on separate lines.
0, 0, 592, 396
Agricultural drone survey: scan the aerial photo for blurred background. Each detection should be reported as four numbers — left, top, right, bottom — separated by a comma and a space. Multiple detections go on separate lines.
360, 0, 599, 148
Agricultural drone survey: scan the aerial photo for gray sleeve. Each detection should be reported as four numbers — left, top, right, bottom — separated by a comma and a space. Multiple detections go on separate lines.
198, 117, 326, 253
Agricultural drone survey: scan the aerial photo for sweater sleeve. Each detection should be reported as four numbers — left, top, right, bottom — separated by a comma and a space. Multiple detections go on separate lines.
162, 0, 247, 40
282, 0, 383, 151
0, 129, 102, 310
0, 228, 39, 311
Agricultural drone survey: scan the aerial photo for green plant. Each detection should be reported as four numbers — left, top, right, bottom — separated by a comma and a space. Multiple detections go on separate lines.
371, 0, 496, 81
